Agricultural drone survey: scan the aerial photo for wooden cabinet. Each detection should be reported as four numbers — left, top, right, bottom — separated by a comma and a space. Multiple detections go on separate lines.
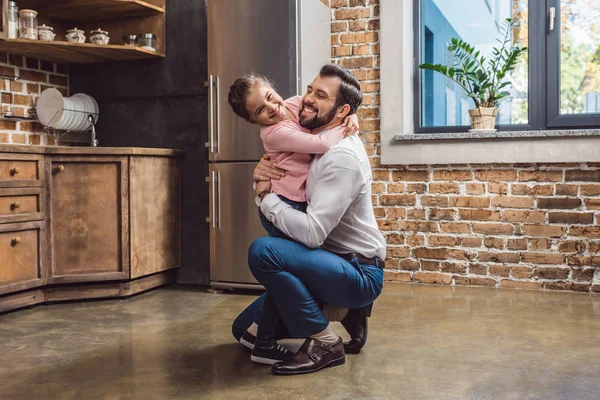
0, 145, 182, 313
0, 0, 166, 64
49, 157, 129, 283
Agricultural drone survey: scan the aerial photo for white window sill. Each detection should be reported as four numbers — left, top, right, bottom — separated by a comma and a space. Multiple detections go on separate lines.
382, 129, 600, 165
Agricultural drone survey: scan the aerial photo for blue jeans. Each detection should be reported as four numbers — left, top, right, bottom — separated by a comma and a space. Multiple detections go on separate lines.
258, 195, 307, 239
232, 237, 384, 341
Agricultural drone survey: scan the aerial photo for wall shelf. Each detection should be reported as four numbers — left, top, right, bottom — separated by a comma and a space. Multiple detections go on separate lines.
45, 0, 165, 22
0, 39, 165, 64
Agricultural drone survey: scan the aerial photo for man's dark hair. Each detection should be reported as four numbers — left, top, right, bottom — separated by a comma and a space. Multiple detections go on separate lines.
319, 63, 363, 115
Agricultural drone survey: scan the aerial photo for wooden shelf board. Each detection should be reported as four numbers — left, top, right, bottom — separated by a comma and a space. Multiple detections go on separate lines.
46, 0, 165, 22
0, 39, 164, 64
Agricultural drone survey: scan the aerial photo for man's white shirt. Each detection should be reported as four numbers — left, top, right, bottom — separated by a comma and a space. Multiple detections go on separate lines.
260, 133, 386, 260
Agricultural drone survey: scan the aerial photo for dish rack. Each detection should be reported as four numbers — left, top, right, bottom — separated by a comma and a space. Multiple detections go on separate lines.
39, 108, 102, 147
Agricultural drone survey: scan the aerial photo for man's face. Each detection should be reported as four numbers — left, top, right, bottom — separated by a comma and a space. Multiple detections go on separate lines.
299, 75, 341, 130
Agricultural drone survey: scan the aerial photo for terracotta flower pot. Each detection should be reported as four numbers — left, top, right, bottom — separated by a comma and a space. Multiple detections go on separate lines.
468, 107, 499, 130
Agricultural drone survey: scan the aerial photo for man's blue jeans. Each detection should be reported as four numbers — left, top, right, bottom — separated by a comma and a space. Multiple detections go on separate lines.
232, 237, 384, 341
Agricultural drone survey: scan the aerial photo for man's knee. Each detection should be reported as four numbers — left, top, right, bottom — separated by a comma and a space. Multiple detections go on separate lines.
248, 237, 278, 273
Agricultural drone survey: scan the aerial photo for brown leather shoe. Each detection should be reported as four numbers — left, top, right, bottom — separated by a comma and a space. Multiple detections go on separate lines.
341, 303, 373, 354
271, 337, 345, 375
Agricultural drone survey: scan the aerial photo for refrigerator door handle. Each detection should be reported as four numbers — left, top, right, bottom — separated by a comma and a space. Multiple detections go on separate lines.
206, 171, 217, 228
205, 75, 214, 153
215, 75, 221, 155
217, 169, 222, 229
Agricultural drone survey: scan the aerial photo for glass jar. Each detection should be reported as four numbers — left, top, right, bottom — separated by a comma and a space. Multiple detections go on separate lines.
8, 2, 18, 39
138, 33, 157, 52
19, 9, 37, 40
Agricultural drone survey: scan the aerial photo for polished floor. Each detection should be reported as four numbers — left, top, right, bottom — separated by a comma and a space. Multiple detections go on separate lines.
1, 283, 599, 400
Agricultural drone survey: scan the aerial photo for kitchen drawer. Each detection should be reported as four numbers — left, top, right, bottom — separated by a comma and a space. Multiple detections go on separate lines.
0, 154, 44, 187
0, 188, 44, 224
0, 221, 45, 295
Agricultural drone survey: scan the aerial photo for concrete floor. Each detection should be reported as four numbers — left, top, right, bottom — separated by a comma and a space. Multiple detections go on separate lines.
1, 283, 599, 400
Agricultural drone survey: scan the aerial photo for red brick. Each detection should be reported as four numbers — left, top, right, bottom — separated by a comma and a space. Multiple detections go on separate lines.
332, 46, 352, 57
380, 195, 416, 206
413, 247, 448, 260
489, 264, 510, 277
544, 281, 572, 291
548, 212, 593, 224
429, 182, 460, 194
349, 20, 368, 32
491, 196, 534, 209
534, 267, 569, 279
572, 268, 595, 281
584, 199, 600, 210
565, 170, 600, 182
519, 171, 563, 182
406, 234, 425, 246
522, 225, 565, 237
478, 251, 520, 263
421, 260, 440, 271
448, 249, 473, 261
11, 134, 26, 143
406, 183, 427, 194
568, 225, 600, 238
371, 182, 386, 194
483, 237, 504, 249
368, 19, 380, 30
511, 184, 554, 196
511, 266, 533, 279
459, 209, 500, 221
377, 220, 399, 231
537, 197, 582, 209
455, 277, 496, 287
521, 252, 564, 265
392, 170, 429, 181
372, 170, 390, 180
385, 233, 404, 245
407, 208, 426, 220
440, 222, 471, 234
499, 280, 543, 290
421, 196, 449, 206
570, 283, 591, 292
580, 184, 600, 196
566, 255, 590, 266
528, 238, 552, 250
466, 183, 485, 194
589, 242, 600, 253
400, 259, 420, 271
506, 238, 528, 250
399, 221, 439, 232
331, 34, 341, 45
19, 70, 47, 83
331, 0, 348, 7
428, 235, 460, 247
449, 196, 490, 208
502, 210, 546, 223
388, 246, 410, 258
462, 237, 483, 248
441, 262, 466, 274
433, 170, 473, 181
387, 208, 406, 219
384, 271, 412, 282
385, 258, 400, 269
335, 8, 371, 20
413, 272, 452, 285
373, 207, 385, 218
475, 170, 517, 181
0, 133, 9, 143
339, 57, 373, 69
472, 223, 514, 235
360, 81, 380, 92
469, 263, 488, 275
428, 208, 455, 221
556, 184, 578, 196
488, 182, 508, 194
331, 21, 348, 33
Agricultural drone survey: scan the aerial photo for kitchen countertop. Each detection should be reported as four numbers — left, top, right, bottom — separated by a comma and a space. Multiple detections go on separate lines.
0, 144, 184, 157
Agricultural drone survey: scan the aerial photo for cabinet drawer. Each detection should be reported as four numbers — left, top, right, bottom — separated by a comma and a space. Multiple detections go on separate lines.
0, 188, 44, 224
0, 155, 44, 187
0, 221, 45, 295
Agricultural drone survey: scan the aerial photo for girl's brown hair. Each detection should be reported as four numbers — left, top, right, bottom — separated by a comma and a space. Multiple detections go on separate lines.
227, 74, 274, 120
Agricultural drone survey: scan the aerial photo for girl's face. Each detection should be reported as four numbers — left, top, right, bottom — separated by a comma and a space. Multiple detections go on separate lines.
245, 83, 287, 125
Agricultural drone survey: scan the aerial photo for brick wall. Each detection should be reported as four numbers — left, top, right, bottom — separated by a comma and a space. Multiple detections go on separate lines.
324, 0, 600, 293
0, 54, 69, 146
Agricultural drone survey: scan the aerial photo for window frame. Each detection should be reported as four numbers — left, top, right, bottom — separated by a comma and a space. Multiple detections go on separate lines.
412, 0, 600, 133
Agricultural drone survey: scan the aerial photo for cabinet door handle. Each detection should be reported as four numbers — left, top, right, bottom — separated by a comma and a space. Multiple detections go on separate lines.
9, 167, 19, 176
10, 201, 20, 210
57, 165, 65, 172
11, 237, 21, 246
205, 75, 214, 152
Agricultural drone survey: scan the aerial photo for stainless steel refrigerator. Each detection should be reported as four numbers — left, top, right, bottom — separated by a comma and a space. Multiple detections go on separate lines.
206, 0, 331, 289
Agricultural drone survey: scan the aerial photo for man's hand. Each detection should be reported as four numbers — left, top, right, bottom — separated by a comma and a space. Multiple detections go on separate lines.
253, 154, 285, 182
255, 179, 271, 197
341, 114, 360, 137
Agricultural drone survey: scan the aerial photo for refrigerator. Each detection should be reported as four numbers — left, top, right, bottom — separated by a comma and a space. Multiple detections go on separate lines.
206, 0, 331, 289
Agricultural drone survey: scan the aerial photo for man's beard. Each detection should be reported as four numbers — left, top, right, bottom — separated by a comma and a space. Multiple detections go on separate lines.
299, 104, 338, 130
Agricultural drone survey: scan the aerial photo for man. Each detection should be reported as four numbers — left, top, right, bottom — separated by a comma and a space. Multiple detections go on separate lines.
232, 64, 386, 375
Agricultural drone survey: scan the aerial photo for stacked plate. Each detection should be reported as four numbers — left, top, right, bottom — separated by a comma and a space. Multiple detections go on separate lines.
37, 88, 99, 131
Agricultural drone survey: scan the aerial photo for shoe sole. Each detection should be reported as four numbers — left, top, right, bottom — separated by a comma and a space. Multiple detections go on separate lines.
250, 354, 282, 365
239, 337, 255, 350
271, 356, 346, 376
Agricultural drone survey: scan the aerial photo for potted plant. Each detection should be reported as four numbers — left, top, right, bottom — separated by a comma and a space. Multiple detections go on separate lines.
419, 18, 527, 131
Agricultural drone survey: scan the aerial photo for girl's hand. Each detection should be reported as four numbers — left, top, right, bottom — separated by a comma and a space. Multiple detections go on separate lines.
341, 113, 360, 137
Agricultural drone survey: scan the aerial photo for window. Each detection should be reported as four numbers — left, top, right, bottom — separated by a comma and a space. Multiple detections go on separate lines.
413, 0, 600, 132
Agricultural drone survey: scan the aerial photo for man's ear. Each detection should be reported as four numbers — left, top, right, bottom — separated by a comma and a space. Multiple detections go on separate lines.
337, 104, 351, 119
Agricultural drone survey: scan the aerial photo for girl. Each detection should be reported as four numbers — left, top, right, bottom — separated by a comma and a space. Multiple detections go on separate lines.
227, 74, 359, 365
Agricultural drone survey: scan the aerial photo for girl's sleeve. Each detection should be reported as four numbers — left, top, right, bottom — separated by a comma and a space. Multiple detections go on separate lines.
263, 125, 345, 154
